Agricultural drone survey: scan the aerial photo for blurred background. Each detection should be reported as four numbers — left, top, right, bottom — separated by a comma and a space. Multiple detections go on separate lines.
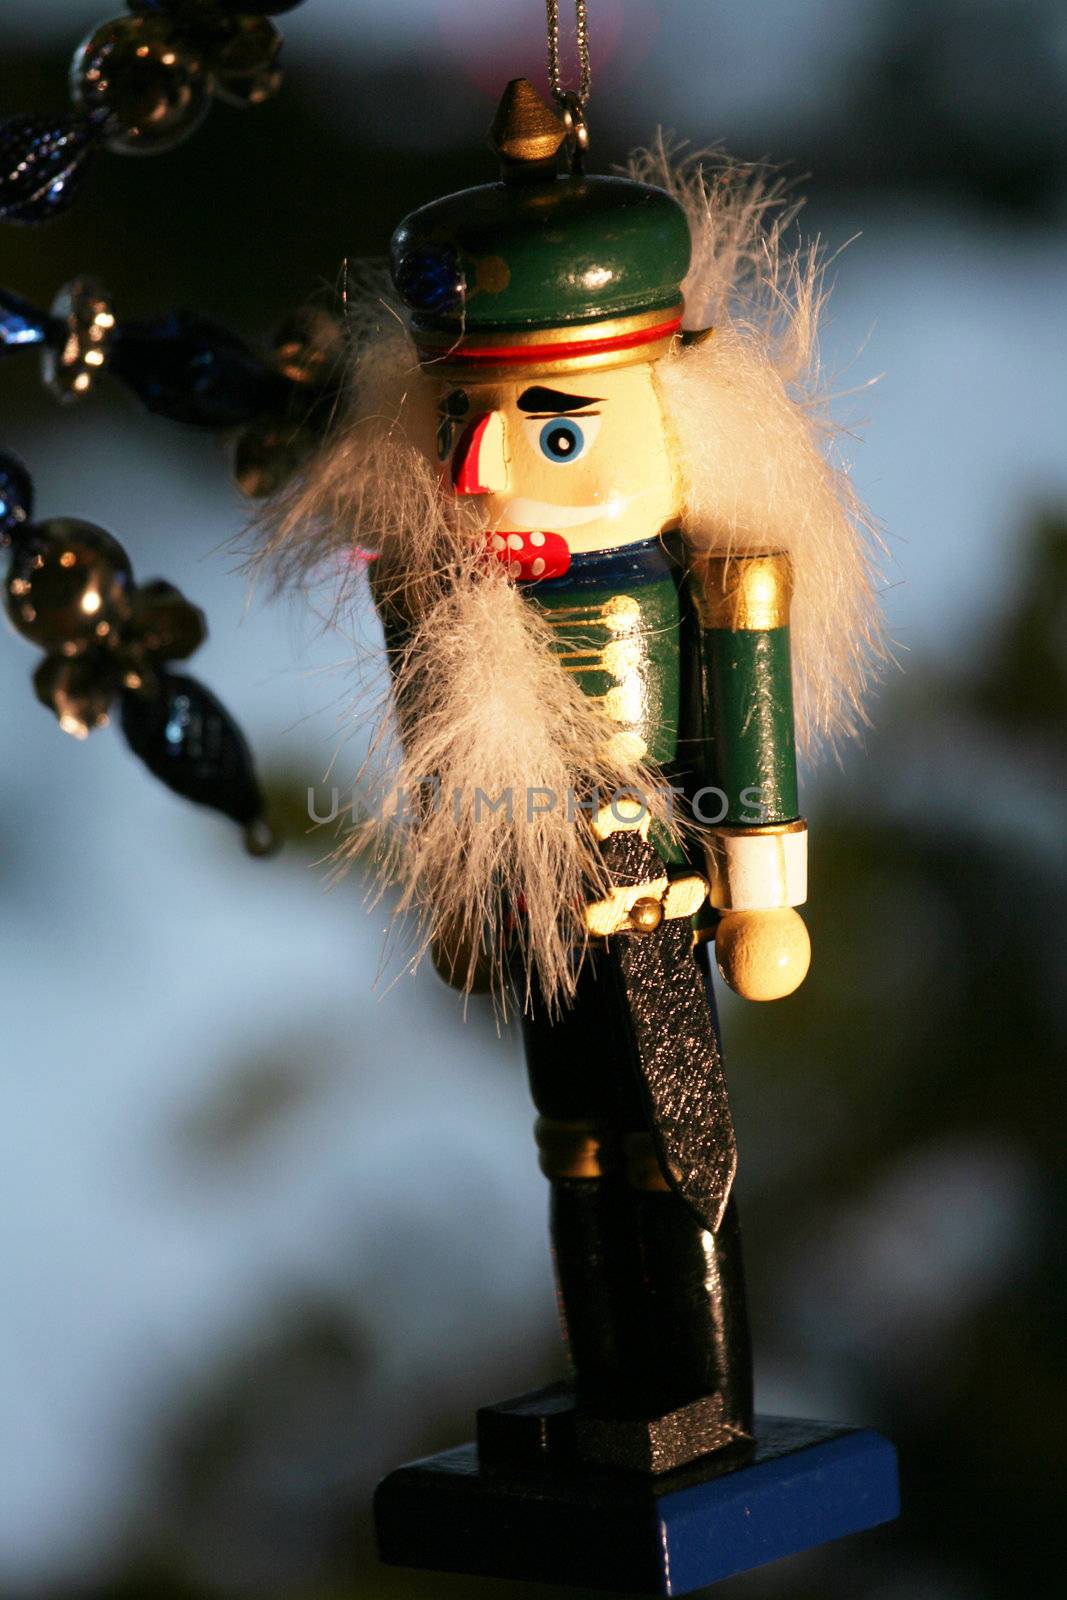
1, 2, 1065, 1597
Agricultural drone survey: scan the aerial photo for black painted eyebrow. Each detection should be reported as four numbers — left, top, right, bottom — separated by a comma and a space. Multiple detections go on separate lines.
517, 386, 603, 414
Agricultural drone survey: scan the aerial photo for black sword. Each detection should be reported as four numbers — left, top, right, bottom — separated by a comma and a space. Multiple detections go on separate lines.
595, 826, 736, 1233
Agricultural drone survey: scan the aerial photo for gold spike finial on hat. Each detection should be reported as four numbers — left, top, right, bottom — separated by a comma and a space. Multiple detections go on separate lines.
489, 78, 566, 176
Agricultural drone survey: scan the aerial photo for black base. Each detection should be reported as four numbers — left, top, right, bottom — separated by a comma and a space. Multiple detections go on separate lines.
375, 1399, 900, 1595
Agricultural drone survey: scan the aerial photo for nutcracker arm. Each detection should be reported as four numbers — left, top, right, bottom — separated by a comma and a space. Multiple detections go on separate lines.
687, 550, 810, 1000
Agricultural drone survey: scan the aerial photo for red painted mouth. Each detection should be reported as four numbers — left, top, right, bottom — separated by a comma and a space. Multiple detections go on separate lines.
485, 528, 571, 581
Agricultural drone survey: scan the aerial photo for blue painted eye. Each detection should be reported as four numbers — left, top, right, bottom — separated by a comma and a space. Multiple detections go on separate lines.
538, 418, 585, 463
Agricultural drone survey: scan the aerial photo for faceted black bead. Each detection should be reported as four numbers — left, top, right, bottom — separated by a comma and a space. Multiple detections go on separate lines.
0, 452, 34, 547
109, 311, 291, 427
120, 669, 269, 837
0, 113, 101, 225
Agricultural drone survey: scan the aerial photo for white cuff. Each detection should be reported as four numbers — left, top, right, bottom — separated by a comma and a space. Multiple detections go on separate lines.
705, 821, 807, 911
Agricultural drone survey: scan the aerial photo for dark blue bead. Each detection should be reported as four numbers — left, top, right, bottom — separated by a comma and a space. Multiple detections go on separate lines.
0, 113, 101, 226
0, 451, 34, 543
109, 312, 291, 428
392, 245, 466, 316
120, 669, 268, 834
0, 287, 61, 352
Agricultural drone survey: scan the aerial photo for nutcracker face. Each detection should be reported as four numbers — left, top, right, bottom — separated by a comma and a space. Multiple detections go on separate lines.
417, 360, 679, 572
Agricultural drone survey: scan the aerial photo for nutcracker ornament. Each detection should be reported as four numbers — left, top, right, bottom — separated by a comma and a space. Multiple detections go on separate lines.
261, 56, 899, 1593
1, 2, 899, 1590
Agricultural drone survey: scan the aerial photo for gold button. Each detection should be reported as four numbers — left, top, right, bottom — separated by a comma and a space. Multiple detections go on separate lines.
629, 897, 664, 932
601, 594, 641, 633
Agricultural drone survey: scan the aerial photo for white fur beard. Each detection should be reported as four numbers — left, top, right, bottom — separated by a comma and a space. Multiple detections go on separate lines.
256, 319, 672, 1010
355, 561, 671, 1011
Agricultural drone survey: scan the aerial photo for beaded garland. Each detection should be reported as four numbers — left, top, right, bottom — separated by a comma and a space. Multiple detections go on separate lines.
1, 0, 315, 844
0, 2, 305, 224
0, 447, 274, 851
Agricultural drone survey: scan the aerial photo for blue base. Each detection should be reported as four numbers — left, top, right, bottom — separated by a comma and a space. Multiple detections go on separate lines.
375, 1415, 900, 1595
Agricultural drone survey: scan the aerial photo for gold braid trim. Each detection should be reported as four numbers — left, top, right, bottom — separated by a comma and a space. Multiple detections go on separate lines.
534, 1118, 670, 1190
534, 1117, 613, 1180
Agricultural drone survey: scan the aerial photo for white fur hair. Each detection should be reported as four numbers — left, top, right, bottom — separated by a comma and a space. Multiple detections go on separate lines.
256, 154, 885, 1005
635, 141, 887, 754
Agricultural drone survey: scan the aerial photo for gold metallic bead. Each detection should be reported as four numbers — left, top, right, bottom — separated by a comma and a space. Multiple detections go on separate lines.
70, 16, 210, 155
205, 17, 283, 109
231, 421, 316, 500
127, 579, 207, 664
42, 278, 115, 405
629, 896, 664, 933
271, 305, 346, 387
33, 653, 120, 739
231, 307, 345, 498
5, 520, 132, 654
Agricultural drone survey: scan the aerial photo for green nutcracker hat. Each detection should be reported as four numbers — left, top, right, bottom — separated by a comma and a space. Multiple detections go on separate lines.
389, 79, 691, 379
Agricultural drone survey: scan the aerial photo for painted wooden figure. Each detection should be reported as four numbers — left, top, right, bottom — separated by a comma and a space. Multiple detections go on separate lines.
263, 79, 895, 1592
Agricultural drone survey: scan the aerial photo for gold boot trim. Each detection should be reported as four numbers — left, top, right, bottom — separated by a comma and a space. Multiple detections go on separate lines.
534, 1116, 617, 1180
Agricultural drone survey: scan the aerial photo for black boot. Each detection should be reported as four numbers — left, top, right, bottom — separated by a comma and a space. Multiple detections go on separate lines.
549, 1172, 752, 1468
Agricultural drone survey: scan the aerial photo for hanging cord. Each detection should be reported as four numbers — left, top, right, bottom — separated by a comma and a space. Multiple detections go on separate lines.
546, 0, 591, 106
546, 0, 591, 169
